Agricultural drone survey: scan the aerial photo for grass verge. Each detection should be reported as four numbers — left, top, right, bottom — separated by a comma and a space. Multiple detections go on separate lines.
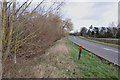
79, 37, 119, 49
66, 39, 119, 78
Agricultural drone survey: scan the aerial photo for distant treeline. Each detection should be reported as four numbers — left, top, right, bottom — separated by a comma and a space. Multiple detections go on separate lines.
71, 24, 120, 39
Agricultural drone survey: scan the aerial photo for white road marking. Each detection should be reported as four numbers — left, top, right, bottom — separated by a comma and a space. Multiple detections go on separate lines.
74, 36, 76, 39
103, 48, 119, 53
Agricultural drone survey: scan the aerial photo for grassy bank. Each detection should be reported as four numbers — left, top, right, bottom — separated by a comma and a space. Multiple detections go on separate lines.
66, 39, 119, 78
79, 37, 119, 48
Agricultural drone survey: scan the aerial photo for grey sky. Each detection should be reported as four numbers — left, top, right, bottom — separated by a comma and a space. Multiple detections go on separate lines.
1, 0, 119, 32
61, 1, 118, 31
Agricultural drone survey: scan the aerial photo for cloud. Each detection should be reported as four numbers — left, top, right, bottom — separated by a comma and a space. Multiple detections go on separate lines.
81, 2, 117, 21
62, 2, 94, 19
63, 0, 119, 2
7, 0, 118, 2
62, 2, 118, 31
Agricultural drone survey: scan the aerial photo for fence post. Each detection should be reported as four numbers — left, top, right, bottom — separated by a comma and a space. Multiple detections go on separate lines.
78, 46, 83, 60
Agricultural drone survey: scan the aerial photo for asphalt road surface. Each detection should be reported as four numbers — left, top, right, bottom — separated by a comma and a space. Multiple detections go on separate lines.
69, 36, 119, 66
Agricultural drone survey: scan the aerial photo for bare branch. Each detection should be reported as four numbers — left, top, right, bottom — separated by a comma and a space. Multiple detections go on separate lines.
6, 2, 12, 10
31, 0, 45, 13
15, 0, 29, 14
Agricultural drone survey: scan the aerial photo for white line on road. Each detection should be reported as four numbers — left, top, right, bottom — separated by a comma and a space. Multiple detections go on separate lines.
103, 48, 119, 53
74, 36, 76, 40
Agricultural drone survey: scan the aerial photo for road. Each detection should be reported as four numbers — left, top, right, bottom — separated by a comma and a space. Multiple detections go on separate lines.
69, 36, 119, 66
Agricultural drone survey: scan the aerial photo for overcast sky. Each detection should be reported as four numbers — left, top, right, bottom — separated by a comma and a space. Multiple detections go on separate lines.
61, 1, 118, 31
21, 0, 118, 31
2, 0, 119, 31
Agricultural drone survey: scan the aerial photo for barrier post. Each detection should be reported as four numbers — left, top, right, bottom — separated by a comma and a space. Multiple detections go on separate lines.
78, 46, 83, 60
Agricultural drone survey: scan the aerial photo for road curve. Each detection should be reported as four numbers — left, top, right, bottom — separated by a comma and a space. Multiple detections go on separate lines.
69, 36, 120, 66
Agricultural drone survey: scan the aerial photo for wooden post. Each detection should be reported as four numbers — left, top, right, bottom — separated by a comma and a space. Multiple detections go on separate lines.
78, 46, 83, 60
78, 49, 81, 60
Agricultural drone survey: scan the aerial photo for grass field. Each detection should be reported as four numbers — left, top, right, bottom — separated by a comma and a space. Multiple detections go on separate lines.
66, 39, 119, 79
79, 37, 119, 49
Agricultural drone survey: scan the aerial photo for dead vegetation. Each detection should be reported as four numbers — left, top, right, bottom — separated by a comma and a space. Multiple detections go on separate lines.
32, 38, 81, 78
0, 0, 74, 77
2, 38, 80, 78
0, 0, 72, 78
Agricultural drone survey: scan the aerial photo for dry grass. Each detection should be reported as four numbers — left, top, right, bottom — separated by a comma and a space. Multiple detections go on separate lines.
0, 59, 1, 80
2, 38, 80, 78
32, 38, 80, 78
1, 1, 65, 77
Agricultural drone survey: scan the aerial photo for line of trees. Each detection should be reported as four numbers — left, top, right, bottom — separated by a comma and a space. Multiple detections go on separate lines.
0, 0, 73, 77
80, 22, 120, 38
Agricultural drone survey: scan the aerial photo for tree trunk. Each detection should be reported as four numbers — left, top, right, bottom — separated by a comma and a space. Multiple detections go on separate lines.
2, 0, 7, 77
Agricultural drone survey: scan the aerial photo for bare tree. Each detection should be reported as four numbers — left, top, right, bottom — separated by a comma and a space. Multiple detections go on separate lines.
109, 22, 118, 38
1, 0, 65, 77
63, 18, 73, 32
